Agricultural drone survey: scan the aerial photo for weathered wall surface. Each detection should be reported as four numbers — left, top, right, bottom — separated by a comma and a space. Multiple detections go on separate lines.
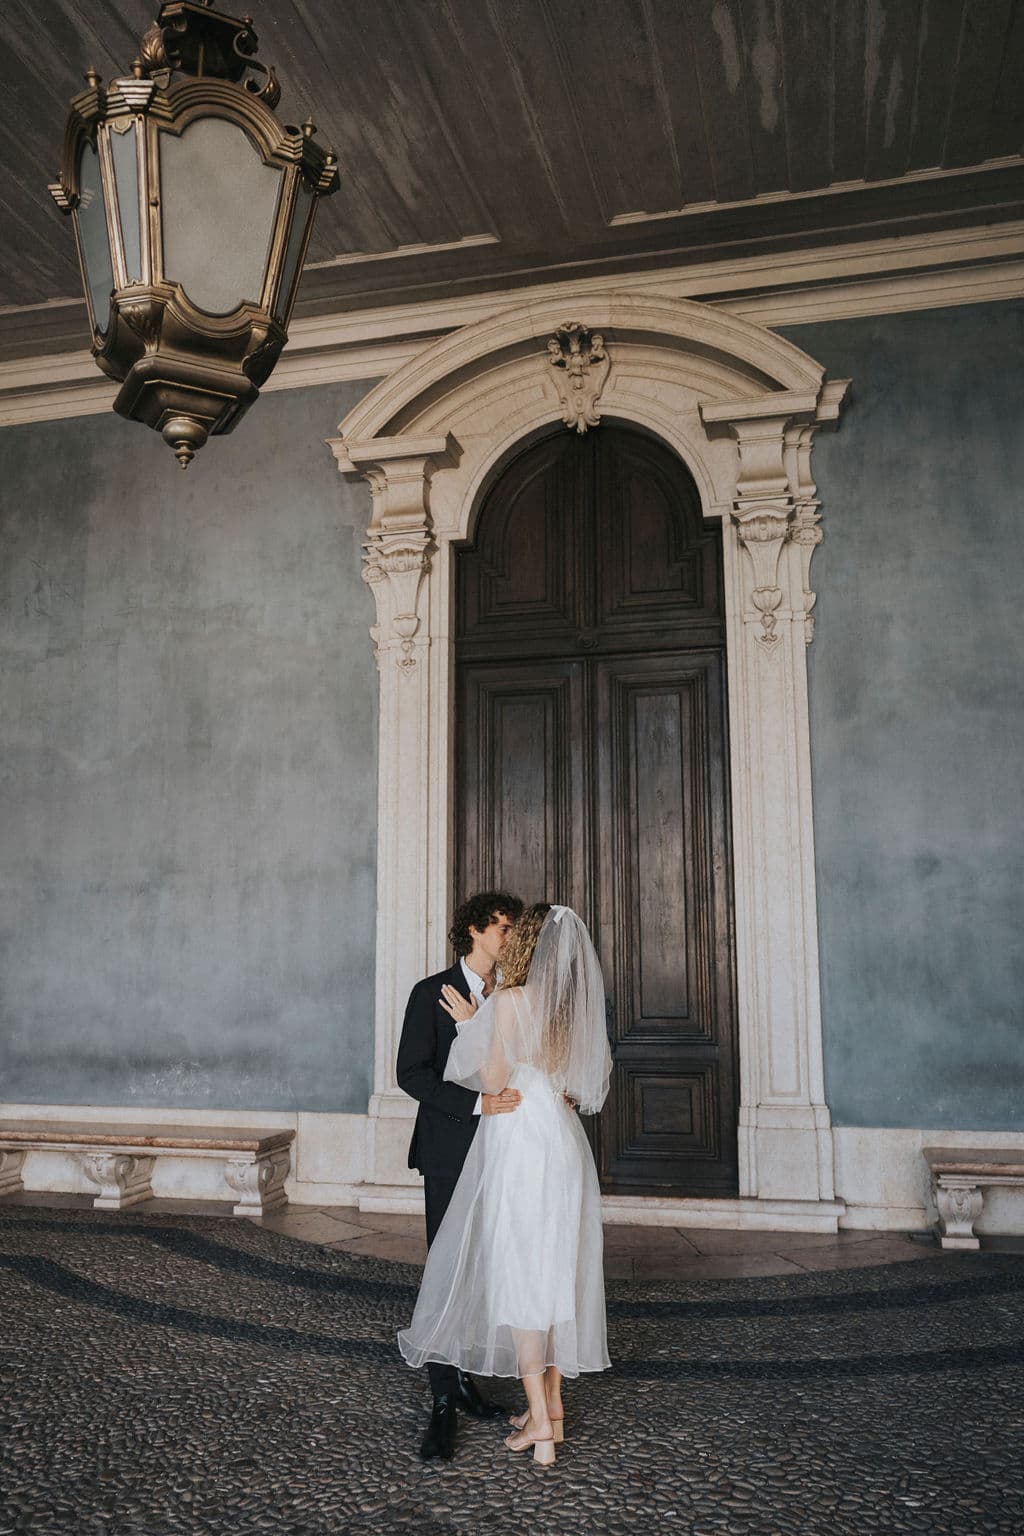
781, 303, 1024, 1129
0, 382, 378, 1112
4, 301, 1022, 1137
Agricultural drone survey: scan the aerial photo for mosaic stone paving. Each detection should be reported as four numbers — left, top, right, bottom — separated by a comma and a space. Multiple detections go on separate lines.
1, 1207, 1022, 1535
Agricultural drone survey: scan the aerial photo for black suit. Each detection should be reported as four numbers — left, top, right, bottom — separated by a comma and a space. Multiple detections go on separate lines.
396, 960, 481, 1396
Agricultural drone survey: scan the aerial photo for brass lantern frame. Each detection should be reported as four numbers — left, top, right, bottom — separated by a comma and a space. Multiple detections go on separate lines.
50, 3, 338, 466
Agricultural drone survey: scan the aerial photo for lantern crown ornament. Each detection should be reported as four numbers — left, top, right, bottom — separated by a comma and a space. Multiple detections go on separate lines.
49, 1, 339, 466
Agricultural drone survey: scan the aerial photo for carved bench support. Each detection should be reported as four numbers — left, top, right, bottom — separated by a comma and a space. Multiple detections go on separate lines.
0, 1149, 27, 1197
225, 1149, 291, 1217
81, 1152, 156, 1210
934, 1182, 985, 1249
925, 1148, 1024, 1250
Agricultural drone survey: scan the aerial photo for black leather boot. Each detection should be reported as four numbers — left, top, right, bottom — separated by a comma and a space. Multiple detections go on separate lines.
419, 1393, 458, 1460
455, 1370, 506, 1420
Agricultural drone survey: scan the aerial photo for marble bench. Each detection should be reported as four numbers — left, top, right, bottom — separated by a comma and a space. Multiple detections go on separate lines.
924, 1147, 1024, 1249
0, 1121, 295, 1217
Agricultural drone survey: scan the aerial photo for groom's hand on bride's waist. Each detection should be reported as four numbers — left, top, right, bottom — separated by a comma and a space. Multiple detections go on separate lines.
480, 1088, 522, 1116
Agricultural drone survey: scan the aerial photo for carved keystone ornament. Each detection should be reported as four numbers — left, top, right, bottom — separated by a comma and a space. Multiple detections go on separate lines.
547, 322, 610, 434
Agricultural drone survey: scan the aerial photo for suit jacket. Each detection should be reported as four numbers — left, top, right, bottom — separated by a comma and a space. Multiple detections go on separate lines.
396, 961, 481, 1177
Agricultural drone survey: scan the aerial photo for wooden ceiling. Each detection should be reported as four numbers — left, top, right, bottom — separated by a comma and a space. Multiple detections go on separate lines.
1, 0, 1022, 359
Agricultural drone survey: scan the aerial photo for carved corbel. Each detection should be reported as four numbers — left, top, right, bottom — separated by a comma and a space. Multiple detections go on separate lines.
700, 386, 848, 649
328, 432, 460, 673
734, 505, 791, 651
362, 523, 435, 672
546, 322, 609, 434
716, 410, 795, 653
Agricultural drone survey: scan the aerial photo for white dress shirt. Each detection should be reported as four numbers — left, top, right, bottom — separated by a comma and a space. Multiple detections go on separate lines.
459, 956, 491, 1116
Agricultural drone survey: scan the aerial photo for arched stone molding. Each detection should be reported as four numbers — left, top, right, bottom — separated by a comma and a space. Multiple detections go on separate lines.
329, 292, 850, 1226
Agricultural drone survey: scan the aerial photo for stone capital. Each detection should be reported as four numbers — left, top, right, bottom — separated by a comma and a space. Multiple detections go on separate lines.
700, 382, 848, 647
330, 431, 461, 670
327, 431, 461, 533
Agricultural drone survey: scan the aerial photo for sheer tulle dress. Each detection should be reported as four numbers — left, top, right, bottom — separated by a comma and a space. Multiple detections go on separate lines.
398, 983, 610, 1379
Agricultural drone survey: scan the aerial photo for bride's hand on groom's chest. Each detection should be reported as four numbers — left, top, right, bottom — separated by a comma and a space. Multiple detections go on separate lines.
439, 983, 478, 1024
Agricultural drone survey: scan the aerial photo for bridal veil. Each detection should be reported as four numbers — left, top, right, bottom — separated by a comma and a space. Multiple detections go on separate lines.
444, 905, 613, 1114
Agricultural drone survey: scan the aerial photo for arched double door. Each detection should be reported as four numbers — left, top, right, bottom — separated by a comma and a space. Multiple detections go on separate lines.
454, 424, 738, 1196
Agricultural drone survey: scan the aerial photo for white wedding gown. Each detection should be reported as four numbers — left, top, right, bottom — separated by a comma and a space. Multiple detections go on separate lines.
398, 987, 610, 1379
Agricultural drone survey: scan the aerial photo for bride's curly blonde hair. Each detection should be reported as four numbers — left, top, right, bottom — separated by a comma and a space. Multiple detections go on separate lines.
498, 902, 550, 987
499, 902, 572, 1073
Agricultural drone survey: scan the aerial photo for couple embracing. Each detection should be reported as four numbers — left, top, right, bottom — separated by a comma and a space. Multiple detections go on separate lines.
396, 891, 612, 1466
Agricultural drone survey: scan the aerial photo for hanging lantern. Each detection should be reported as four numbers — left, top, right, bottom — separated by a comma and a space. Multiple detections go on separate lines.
48, 1, 339, 467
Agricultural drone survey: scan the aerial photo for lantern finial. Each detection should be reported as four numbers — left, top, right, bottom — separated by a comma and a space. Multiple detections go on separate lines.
162, 416, 209, 468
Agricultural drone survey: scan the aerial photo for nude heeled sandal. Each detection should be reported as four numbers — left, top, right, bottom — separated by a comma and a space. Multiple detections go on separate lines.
509, 1411, 564, 1443
504, 1429, 556, 1465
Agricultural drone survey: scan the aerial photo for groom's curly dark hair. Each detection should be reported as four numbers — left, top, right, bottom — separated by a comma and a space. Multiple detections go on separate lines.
448, 890, 524, 957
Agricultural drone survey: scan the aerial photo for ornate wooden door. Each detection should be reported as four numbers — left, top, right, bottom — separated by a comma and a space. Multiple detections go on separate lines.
454, 426, 738, 1196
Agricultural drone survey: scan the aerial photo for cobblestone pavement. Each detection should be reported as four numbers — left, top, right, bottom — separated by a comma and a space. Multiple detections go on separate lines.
1, 1205, 1022, 1535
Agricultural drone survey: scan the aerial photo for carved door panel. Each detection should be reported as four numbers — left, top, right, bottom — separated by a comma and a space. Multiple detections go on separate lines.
455, 426, 738, 1196
456, 660, 587, 915
593, 651, 738, 1193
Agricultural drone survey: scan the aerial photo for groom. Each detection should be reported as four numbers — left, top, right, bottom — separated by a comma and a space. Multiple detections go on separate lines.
397, 889, 524, 1460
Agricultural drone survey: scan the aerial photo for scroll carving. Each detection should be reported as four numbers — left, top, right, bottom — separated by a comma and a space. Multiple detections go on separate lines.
362, 525, 434, 673
935, 1182, 984, 1246
701, 391, 848, 653
734, 509, 790, 652
225, 1151, 290, 1215
547, 322, 609, 434
785, 423, 823, 645
81, 1151, 154, 1208
331, 433, 458, 675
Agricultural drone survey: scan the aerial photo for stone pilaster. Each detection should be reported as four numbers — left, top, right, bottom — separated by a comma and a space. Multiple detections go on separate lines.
701, 385, 847, 1206
329, 431, 461, 1189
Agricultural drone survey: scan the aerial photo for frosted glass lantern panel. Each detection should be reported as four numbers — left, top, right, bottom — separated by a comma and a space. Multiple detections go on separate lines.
159, 117, 282, 315
110, 121, 142, 284
274, 180, 313, 321
76, 139, 114, 333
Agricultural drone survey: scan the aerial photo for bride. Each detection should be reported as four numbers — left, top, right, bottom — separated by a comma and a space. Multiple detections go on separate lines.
398, 903, 612, 1466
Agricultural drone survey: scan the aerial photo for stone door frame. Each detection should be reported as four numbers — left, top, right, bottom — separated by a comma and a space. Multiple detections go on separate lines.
330, 292, 849, 1228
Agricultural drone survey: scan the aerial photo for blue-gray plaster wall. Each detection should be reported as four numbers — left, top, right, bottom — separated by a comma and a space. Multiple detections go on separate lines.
0, 381, 378, 1112
780, 302, 1024, 1130
3, 304, 1021, 1133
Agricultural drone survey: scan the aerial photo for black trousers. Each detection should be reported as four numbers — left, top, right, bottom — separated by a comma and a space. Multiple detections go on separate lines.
423, 1172, 460, 1397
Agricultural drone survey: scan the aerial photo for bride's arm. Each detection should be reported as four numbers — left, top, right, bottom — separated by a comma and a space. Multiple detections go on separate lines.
477, 992, 514, 1094
444, 991, 515, 1095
